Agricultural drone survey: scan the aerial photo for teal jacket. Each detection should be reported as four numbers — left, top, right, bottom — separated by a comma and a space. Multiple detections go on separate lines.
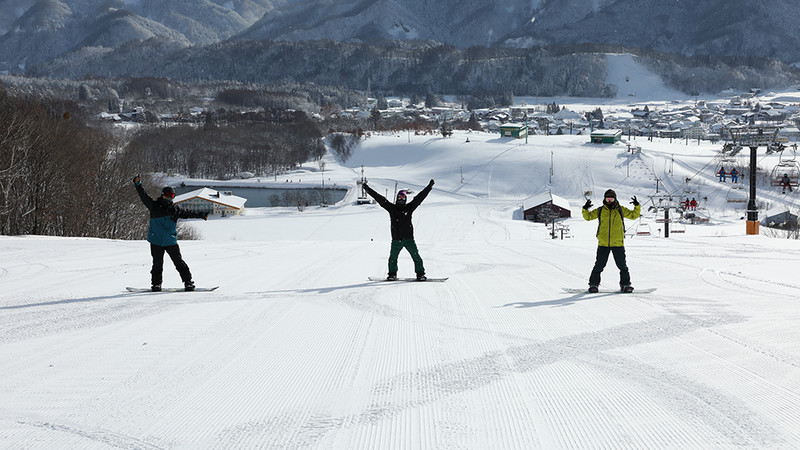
582, 201, 641, 247
135, 183, 204, 246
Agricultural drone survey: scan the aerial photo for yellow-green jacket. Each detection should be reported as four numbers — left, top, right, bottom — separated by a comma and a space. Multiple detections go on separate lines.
582, 203, 641, 247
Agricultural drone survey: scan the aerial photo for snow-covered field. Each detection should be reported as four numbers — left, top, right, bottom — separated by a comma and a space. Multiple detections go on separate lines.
2, 128, 800, 448
2, 55, 800, 448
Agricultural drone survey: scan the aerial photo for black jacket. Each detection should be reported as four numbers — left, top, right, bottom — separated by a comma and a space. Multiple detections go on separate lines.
364, 183, 432, 240
135, 183, 205, 246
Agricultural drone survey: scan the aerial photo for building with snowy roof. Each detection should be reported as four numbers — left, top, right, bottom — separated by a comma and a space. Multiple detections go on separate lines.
174, 188, 247, 216
522, 192, 571, 223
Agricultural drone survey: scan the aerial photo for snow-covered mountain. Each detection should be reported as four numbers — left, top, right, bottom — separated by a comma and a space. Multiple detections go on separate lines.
4, 0, 800, 82
0, 0, 280, 71
236, 0, 800, 64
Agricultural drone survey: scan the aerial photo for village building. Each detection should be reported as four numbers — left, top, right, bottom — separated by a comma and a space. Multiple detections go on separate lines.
499, 123, 528, 138
522, 192, 571, 223
589, 129, 622, 143
174, 188, 247, 216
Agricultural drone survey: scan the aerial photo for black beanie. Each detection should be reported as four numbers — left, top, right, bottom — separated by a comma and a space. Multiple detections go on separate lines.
162, 186, 175, 195
604, 189, 616, 199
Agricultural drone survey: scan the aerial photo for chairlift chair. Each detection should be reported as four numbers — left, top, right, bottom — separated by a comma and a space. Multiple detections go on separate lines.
726, 186, 748, 203
769, 147, 800, 187
670, 222, 686, 233
635, 223, 652, 236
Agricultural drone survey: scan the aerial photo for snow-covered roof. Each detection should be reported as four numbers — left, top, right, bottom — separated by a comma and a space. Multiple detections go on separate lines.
174, 188, 247, 209
523, 192, 571, 211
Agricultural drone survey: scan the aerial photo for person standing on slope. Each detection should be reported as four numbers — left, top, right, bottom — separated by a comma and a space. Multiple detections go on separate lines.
582, 189, 641, 293
363, 179, 434, 281
134, 175, 208, 291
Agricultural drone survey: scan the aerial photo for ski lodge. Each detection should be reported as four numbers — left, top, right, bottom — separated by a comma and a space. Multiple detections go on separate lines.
174, 188, 247, 216
522, 192, 571, 223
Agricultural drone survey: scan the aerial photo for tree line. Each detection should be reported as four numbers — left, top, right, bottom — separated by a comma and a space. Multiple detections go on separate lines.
0, 83, 329, 238
128, 110, 325, 179
0, 84, 147, 238
29, 39, 800, 98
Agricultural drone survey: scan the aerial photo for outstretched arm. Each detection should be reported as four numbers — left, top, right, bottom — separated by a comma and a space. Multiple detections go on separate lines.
407, 179, 434, 211
133, 176, 153, 211
363, 182, 392, 210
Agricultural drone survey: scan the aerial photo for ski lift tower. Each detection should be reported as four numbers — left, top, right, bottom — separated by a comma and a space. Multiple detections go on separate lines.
649, 195, 682, 238
728, 126, 780, 235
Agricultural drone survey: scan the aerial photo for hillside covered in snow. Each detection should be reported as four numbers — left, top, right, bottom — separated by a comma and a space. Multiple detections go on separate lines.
1, 124, 799, 447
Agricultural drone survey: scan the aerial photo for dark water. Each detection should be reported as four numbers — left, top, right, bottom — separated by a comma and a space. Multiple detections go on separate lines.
174, 185, 349, 207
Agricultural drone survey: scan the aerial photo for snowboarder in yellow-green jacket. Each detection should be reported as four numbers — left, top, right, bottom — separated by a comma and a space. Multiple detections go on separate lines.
582, 189, 641, 293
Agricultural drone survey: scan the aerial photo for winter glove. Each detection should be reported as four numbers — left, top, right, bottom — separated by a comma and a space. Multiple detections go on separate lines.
133, 175, 141, 185
428, 179, 435, 188
631, 196, 639, 206
583, 199, 592, 210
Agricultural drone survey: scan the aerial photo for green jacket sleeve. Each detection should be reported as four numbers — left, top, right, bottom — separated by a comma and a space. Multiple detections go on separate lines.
582, 207, 599, 221
621, 204, 641, 220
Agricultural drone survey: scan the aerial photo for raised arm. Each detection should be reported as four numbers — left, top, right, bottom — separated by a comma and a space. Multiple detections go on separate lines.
363, 182, 392, 210
407, 179, 434, 212
133, 176, 153, 211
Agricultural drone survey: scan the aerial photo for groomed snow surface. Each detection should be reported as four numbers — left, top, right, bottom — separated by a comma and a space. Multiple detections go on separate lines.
2, 128, 799, 449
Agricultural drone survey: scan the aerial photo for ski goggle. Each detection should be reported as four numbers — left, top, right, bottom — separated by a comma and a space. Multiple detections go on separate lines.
163, 192, 175, 198
397, 193, 407, 200
605, 196, 615, 202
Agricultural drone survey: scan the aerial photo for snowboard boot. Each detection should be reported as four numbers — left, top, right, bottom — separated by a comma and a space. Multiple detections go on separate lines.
621, 285, 634, 293
151, 284, 162, 292
386, 274, 398, 281
416, 274, 427, 281
184, 280, 196, 292
588, 285, 599, 293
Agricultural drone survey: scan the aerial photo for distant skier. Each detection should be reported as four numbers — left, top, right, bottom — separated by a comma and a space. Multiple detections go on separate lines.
134, 176, 208, 291
718, 167, 727, 182
782, 173, 793, 193
363, 179, 434, 281
690, 198, 698, 210
582, 189, 641, 293
730, 168, 739, 183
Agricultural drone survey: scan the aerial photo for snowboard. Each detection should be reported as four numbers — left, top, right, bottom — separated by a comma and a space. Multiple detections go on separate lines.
368, 277, 448, 282
126, 286, 219, 293
562, 287, 656, 294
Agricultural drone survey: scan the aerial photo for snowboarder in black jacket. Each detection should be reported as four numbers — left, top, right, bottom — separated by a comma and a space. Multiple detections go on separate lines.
134, 176, 208, 291
363, 179, 434, 280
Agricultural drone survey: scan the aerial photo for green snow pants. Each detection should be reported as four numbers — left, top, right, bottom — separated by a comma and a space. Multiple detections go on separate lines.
388, 239, 425, 276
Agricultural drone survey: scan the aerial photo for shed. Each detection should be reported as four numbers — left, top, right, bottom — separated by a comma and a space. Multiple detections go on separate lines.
761, 210, 798, 230
174, 188, 247, 216
523, 192, 571, 222
500, 123, 528, 139
589, 129, 622, 144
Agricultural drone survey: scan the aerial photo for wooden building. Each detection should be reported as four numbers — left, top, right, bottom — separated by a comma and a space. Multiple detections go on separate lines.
523, 192, 571, 223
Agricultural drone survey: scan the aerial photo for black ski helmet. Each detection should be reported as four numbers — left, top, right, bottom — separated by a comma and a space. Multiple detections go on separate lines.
162, 186, 175, 198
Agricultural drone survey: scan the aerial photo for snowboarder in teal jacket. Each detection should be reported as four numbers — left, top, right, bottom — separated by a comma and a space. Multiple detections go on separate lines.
134, 176, 207, 291
363, 179, 434, 281
582, 189, 641, 293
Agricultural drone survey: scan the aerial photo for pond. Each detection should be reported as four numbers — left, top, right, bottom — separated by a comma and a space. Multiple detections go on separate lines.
174, 185, 349, 207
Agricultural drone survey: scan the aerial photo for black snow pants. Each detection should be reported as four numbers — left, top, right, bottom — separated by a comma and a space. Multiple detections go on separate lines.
150, 244, 192, 285
589, 246, 630, 287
